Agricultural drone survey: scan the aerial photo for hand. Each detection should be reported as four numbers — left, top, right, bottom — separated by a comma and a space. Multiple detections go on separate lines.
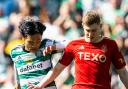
43, 45, 56, 56
0, 78, 6, 85
28, 82, 43, 89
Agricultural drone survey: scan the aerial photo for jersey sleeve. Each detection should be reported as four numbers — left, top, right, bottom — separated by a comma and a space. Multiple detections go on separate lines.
10, 46, 21, 84
111, 41, 126, 69
59, 42, 74, 66
54, 39, 69, 51
44, 38, 69, 52
10, 47, 17, 62
14, 63, 20, 84
10, 45, 22, 62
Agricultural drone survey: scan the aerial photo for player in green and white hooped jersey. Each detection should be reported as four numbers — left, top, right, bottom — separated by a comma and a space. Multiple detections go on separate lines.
10, 17, 65, 89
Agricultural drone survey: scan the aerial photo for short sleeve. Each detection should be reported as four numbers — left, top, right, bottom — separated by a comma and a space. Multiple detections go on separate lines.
59, 42, 74, 66
10, 48, 16, 62
111, 41, 126, 69
54, 39, 70, 50
14, 63, 20, 84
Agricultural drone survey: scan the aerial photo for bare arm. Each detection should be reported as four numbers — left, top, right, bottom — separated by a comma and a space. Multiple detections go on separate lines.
43, 40, 69, 56
37, 63, 66, 88
14, 64, 20, 89
117, 66, 128, 89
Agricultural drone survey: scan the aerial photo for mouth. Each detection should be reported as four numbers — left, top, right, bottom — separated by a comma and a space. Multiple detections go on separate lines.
28, 46, 36, 50
87, 37, 94, 39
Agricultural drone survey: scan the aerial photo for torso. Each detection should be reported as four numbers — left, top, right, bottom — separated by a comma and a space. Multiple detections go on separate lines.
60, 37, 125, 89
11, 39, 57, 89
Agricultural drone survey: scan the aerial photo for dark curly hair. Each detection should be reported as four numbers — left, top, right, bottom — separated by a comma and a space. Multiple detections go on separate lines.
19, 16, 46, 37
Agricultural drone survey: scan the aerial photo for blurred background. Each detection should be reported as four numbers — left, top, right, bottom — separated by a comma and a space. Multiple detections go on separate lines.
0, 0, 128, 89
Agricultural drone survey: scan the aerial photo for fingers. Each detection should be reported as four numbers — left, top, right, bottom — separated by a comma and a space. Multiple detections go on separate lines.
43, 46, 50, 56
43, 45, 56, 56
28, 82, 44, 89
28, 82, 35, 89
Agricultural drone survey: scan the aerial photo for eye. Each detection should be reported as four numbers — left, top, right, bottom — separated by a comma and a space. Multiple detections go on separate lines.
92, 30, 96, 32
28, 41, 34, 44
86, 29, 90, 32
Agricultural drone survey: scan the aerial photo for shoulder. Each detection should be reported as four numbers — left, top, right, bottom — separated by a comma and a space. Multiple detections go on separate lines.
10, 45, 23, 55
103, 37, 117, 45
10, 45, 24, 62
42, 38, 53, 42
41, 38, 69, 46
68, 37, 85, 45
65, 38, 84, 50
41, 38, 53, 44
40, 38, 55, 47
102, 37, 119, 50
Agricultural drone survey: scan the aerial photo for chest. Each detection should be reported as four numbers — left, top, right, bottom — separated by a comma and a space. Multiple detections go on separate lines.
14, 50, 52, 74
73, 44, 111, 63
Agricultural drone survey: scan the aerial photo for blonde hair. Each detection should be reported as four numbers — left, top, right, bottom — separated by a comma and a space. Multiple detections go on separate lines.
82, 11, 102, 26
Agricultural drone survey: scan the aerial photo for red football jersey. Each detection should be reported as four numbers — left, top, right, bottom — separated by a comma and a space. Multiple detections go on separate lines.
59, 37, 126, 89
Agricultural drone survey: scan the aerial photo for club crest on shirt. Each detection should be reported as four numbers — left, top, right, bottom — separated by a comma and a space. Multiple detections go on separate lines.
101, 45, 107, 53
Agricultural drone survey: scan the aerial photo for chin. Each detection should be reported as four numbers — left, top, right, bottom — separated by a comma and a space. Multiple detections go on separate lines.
30, 49, 38, 53
87, 40, 96, 43
85, 39, 92, 42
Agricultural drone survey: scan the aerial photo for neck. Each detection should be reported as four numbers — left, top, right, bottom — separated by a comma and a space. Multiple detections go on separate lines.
93, 36, 104, 43
25, 47, 38, 53
85, 36, 104, 43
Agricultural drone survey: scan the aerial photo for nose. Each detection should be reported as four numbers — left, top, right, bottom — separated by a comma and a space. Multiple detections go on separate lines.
88, 32, 94, 38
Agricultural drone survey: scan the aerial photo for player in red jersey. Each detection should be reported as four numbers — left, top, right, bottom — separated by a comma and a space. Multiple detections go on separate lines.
28, 11, 128, 89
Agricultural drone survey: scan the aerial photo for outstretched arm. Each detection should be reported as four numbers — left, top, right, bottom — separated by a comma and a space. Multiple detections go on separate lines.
13, 63, 20, 89
43, 40, 69, 56
117, 66, 128, 89
28, 63, 66, 89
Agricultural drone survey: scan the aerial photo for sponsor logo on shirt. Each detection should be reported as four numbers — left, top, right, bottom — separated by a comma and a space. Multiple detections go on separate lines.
20, 62, 43, 73
18, 60, 51, 74
77, 52, 106, 63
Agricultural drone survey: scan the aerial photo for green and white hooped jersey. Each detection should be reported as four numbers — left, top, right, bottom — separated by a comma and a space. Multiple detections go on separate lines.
11, 39, 59, 89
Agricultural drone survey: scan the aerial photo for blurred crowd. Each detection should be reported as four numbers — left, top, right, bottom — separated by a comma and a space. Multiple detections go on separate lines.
0, 0, 128, 89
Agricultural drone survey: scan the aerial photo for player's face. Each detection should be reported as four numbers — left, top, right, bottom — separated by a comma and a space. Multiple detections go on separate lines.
83, 23, 102, 43
24, 34, 42, 52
